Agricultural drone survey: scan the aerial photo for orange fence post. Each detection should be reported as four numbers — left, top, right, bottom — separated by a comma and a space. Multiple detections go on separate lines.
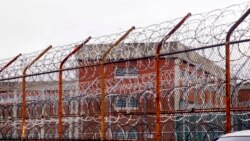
58, 37, 91, 139
0, 54, 22, 73
21, 46, 52, 140
100, 26, 135, 140
225, 8, 250, 133
155, 13, 191, 141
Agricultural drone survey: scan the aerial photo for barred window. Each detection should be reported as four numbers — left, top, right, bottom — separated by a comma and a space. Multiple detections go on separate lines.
115, 96, 139, 110
116, 97, 126, 108
113, 129, 138, 140
128, 129, 138, 140
114, 129, 125, 140
128, 97, 138, 107
115, 66, 138, 78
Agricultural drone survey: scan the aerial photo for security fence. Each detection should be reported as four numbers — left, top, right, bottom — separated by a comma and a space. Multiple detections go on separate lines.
0, 2, 250, 141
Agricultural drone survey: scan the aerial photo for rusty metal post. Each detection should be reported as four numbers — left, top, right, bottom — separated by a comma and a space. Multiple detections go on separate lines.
21, 46, 52, 140
0, 54, 22, 73
58, 37, 91, 139
225, 8, 250, 133
100, 26, 135, 140
155, 13, 191, 141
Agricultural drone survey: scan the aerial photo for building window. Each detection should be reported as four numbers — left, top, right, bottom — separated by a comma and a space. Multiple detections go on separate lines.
114, 130, 125, 140
128, 97, 138, 108
128, 129, 138, 140
116, 97, 126, 108
114, 129, 138, 140
115, 66, 138, 78
115, 96, 139, 110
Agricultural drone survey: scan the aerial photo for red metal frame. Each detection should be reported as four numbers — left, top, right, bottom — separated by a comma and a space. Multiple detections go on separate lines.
225, 8, 250, 133
0, 54, 22, 73
21, 46, 52, 140
100, 26, 135, 140
58, 37, 91, 139
155, 13, 191, 141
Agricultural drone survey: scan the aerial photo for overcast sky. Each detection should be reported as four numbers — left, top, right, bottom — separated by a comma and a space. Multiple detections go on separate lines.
0, 0, 248, 59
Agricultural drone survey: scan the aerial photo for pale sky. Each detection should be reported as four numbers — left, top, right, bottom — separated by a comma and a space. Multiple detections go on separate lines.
0, 0, 248, 59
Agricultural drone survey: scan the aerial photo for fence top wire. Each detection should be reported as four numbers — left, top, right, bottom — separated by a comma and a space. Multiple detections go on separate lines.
0, 1, 249, 81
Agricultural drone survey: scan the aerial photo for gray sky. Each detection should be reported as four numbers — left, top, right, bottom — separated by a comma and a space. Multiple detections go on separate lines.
0, 0, 247, 59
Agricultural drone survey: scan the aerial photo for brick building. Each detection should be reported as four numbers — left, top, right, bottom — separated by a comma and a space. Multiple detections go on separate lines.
76, 42, 226, 140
